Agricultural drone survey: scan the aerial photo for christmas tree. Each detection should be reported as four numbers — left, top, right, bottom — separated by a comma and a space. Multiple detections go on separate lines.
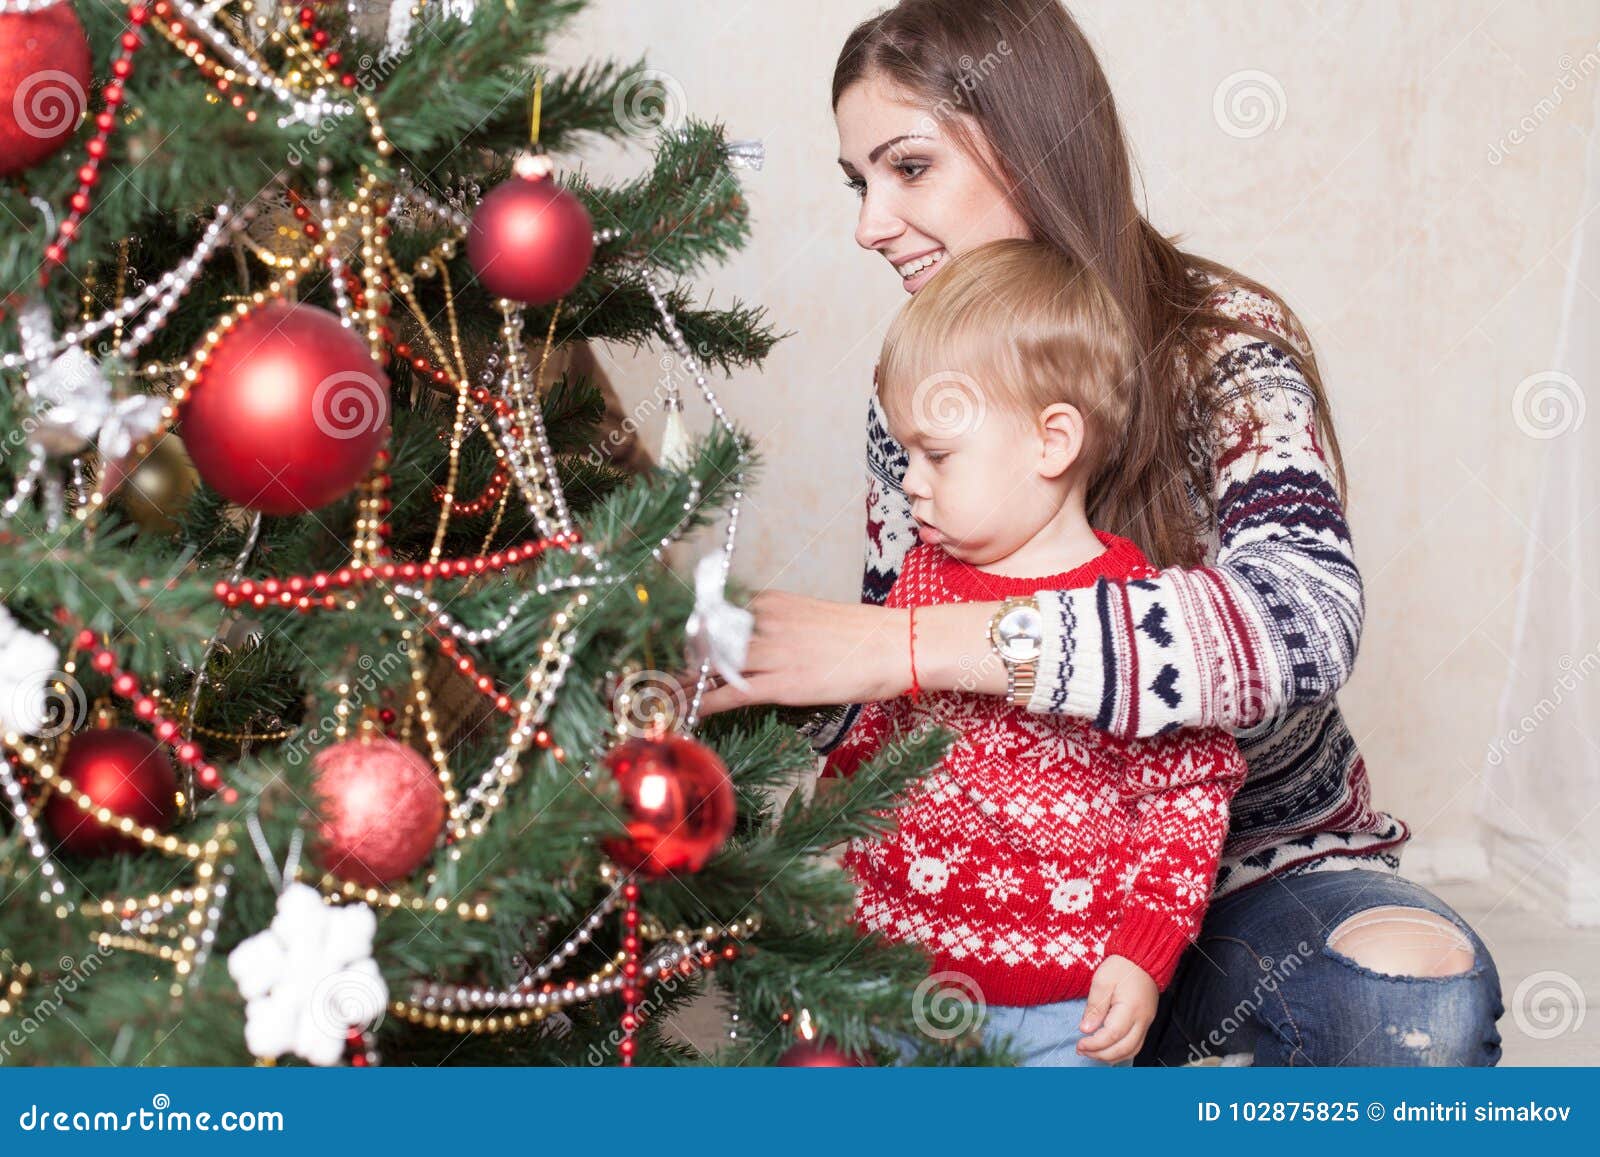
0, 0, 991, 1066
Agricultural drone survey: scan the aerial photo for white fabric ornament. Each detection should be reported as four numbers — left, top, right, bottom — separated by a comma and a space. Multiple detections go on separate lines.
27, 346, 164, 460
228, 883, 387, 1067
659, 404, 691, 470
684, 555, 752, 692
0, 605, 60, 736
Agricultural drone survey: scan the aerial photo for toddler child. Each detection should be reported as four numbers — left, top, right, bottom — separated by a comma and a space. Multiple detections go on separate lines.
821, 238, 1247, 1067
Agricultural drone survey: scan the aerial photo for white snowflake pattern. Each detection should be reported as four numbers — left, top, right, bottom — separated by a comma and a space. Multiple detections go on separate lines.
975, 865, 1024, 903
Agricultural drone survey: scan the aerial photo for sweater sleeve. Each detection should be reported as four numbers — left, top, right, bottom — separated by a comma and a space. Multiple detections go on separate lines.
1028, 289, 1365, 738
801, 388, 920, 756
1101, 727, 1247, 988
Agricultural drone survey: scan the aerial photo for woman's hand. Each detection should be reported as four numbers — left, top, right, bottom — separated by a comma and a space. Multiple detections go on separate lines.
697, 591, 911, 716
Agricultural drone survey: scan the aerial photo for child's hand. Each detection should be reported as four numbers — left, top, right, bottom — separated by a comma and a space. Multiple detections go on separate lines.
1076, 954, 1158, 1063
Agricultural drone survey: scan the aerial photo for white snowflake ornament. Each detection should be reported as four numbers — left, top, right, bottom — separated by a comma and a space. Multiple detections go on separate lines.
228, 883, 387, 1066
0, 605, 60, 736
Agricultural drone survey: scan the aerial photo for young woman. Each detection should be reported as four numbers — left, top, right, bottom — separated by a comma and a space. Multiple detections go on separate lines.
699, 0, 1505, 1066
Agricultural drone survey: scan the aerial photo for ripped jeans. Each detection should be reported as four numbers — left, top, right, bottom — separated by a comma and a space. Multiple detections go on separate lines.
1136, 868, 1505, 1066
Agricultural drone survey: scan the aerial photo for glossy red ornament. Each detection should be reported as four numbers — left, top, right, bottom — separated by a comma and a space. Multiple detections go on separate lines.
43, 728, 178, 857
181, 302, 389, 515
0, 4, 92, 178
312, 738, 445, 887
467, 172, 594, 304
601, 735, 735, 877
777, 1039, 867, 1067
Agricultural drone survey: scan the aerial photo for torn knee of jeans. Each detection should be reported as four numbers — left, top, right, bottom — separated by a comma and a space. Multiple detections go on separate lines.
1322, 905, 1479, 980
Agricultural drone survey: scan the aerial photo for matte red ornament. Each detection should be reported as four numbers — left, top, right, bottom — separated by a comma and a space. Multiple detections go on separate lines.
777, 1039, 867, 1067
312, 738, 445, 887
181, 302, 389, 515
0, 4, 92, 178
467, 173, 594, 304
43, 728, 178, 857
601, 734, 735, 877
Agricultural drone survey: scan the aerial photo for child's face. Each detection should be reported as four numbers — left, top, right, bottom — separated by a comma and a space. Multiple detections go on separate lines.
887, 382, 1066, 567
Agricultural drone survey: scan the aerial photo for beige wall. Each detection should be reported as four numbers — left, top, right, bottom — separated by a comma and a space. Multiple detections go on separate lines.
551, 2, 1600, 881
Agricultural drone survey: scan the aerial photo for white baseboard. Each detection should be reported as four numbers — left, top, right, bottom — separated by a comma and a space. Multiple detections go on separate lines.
1402, 836, 1491, 885
1486, 828, 1600, 928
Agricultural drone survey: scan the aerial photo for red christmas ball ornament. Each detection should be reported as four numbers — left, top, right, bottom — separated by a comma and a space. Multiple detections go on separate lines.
181, 302, 390, 515
0, 4, 92, 178
467, 162, 594, 304
777, 1039, 867, 1067
312, 738, 445, 887
43, 728, 178, 857
601, 734, 735, 877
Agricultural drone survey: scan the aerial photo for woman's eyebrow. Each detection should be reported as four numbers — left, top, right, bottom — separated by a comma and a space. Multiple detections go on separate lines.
838, 134, 935, 170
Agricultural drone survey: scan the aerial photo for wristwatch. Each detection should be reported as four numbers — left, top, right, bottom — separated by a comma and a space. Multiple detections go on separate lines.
988, 596, 1043, 707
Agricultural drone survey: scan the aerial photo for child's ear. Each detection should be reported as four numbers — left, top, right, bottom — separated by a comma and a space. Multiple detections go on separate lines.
1036, 403, 1085, 480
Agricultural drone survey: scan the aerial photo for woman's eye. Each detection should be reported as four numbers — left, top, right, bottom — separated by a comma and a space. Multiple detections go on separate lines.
843, 176, 866, 198
896, 161, 929, 181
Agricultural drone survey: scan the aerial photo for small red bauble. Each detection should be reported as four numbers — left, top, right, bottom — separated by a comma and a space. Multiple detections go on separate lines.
0, 4, 92, 177
601, 735, 735, 877
777, 1039, 867, 1067
43, 728, 178, 857
181, 302, 389, 515
312, 738, 445, 887
467, 172, 594, 304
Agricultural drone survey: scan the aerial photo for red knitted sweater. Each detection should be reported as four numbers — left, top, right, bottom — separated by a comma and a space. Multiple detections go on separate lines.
822, 531, 1247, 1007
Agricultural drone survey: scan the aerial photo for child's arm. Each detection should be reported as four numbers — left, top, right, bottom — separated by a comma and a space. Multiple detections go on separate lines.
1101, 727, 1248, 988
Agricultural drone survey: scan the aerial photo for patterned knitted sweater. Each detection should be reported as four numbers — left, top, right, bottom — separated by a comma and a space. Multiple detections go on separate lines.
807, 285, 1409, 898
821, 532, 1247, 1006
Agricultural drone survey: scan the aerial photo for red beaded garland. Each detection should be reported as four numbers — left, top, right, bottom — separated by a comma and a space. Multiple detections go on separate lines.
35, 7, 145, 280
70, 629, 235, 803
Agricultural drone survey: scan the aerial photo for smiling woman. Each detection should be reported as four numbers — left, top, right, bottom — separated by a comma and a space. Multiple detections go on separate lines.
699, 0, 1506, 1069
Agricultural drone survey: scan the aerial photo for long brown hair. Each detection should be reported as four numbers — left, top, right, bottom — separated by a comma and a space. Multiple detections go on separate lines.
833, 0, 1346, 567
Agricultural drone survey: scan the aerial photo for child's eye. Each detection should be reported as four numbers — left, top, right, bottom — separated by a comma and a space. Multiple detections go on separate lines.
925, 451, 950, 465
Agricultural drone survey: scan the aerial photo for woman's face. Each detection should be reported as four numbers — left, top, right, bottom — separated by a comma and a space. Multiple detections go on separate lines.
836, 74, 1031, 294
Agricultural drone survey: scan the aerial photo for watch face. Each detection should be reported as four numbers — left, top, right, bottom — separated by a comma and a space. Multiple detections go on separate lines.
995, 604, 1043, 663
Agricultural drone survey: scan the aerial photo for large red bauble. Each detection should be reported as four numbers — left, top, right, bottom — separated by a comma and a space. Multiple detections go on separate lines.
601, 735, 735, 877
43, 728, 178, 858
180, 302, 390, 515
777, 1039, 867, 1067
467, 174, 594, 304
311, 738, 445, 887
0, 5, 91, 178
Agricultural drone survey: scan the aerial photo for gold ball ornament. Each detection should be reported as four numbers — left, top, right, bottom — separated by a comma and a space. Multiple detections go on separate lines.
107, 435, 201, 534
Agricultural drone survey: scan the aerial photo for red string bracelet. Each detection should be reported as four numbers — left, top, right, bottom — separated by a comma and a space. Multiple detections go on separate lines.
907, 606, 923, 703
